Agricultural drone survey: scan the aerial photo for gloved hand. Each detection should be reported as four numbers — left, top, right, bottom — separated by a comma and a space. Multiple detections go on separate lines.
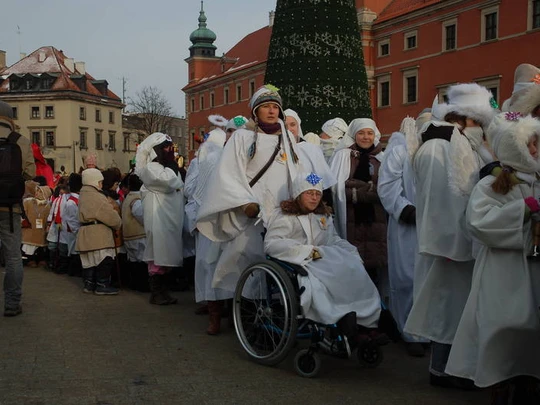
524, 196, 540, 213
399, 205, 416, 225
242, 203, 260, 218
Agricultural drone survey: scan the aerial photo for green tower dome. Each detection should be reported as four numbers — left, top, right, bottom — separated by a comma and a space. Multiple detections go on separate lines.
189, 1, 217, 56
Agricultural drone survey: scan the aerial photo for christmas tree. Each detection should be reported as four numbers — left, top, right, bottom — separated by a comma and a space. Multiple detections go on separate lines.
265, 0, 372, 133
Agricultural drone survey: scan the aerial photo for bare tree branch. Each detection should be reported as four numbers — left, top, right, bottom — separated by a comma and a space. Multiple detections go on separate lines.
128, 86, 174, 135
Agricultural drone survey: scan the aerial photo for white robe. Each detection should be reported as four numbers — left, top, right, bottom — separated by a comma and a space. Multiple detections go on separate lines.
183, 158, 199, 257
404, 134, 475, 344
197, 126, 300, 292
445, 176, 540, 387
265, 211, 380, 327
378, 133, 425, 342
139, 162, 184, 267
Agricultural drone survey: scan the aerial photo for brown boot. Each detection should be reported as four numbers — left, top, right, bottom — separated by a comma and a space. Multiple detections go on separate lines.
207, 300, 223, 335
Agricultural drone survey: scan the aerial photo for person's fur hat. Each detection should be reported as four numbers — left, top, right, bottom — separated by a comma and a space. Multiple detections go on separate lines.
432, 83, 497, 128
82, 168, 104, 189
501, 63, 540, 116
293, 172, 324, 199
249, 84, 284, 120
487, 112, 540, 173
0, 99, 15, 131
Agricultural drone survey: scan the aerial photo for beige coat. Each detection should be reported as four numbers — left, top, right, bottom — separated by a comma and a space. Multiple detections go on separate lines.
21, 184, 52, 247
75, 185, 122, 252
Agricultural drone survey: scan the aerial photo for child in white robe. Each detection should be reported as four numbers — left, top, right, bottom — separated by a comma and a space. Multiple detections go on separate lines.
264, 172, 381, 335
445, 112, 540, 403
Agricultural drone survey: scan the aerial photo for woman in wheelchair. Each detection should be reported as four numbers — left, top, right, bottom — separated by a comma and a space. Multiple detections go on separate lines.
264, 172, 383, 344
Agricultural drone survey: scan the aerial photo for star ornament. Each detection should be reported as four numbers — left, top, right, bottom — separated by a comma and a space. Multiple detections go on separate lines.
306, 172, 322, 186
504, 111, 522, 121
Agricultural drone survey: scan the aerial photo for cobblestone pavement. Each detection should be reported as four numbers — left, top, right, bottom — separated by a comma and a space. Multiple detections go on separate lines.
0, 267, 489, 405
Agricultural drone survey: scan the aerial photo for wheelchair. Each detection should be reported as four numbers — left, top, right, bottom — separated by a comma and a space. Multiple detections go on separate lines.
232, 258, 384, 378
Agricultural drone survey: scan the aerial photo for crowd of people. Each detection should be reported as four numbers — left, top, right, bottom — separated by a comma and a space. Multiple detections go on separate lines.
1, 62, 540, 404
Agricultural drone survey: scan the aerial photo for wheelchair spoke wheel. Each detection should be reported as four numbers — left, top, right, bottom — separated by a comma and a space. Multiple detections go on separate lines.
233, 260, 299, 366
357, 340, 384, 368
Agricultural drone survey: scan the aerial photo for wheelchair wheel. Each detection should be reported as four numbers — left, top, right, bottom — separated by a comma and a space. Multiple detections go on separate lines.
357, 340, 383, 368
294, 349, 321, 378
233, 260, 299, 366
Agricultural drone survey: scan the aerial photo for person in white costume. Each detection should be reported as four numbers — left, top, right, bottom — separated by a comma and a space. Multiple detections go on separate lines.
378, 117, 428, 357
197, 85, 300, 293
225, 115, 248, 139
445, 112, 540, 403
320, 118, 348, 163
193, 126, 234, 335
135, 132, 184, 305
265, 172, 381, 332
284, 108, 337, 191
404, 83, 497, 389
502, 63, 540, 118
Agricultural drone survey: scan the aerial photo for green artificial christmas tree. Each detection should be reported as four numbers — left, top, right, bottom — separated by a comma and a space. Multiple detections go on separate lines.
265, 0, 372, 133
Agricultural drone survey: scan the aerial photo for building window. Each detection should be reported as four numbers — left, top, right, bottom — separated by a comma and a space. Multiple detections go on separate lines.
25, 79, 33, 90
476, 76, 501, 106
443, 21, 457, 51
95, 130, 103, 149
190, 98, 195, 112
378, 39, 390, 57
236, 84, 242, 102
249, 80, 256, 97
377, 75, 391, 108
210, 92, 215, 108
31, 130, 41, 146
12, 107, 17, 119
109, 111, 114, 124
31, 106, 40, 119
404, 31, 417, 50
224, 87, 229, 104
108, 131, 116, 151
80, 130, 87, 149
123, 133, 130, 152
45, 105, 54, 118
482, 7, 498, 41
45, 130, 55, 147
80, 106, 86, 120
95, 109, 101, 122
200, 95, 205, 110
529, 0, 540, 30
403, 69, 419, 104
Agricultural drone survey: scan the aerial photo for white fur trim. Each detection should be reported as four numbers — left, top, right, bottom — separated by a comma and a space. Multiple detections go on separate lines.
447, 126, 480, 196
208, 115, 229, 127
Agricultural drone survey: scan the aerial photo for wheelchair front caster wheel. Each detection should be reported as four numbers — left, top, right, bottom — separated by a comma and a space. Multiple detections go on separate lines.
294, 349, 321, 378
357, 340, 383, 368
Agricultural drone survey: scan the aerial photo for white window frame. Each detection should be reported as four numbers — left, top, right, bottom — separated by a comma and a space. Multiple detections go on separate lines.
481, 6, 499, 42
442, 19, 458, 51
404, 30, 418, 50
378, 38, 390, 57
376, 74, 391, 108
402, 68, 419, 105
475, 76, 501, 106
528, 0, 540, 30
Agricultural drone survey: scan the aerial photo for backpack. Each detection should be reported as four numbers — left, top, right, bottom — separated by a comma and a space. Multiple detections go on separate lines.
0, 132, 25, 231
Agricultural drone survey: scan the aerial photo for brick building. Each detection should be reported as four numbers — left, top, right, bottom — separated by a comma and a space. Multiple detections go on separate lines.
183, 0, 540, 154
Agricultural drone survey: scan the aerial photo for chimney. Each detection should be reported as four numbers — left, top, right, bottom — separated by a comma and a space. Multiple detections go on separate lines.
269, 10, 275, 27
0, 50, 6, 70
20, 52, 27, 60
38, 51, 46, 62
64, 57, 74, 72
75, 61, 86, 75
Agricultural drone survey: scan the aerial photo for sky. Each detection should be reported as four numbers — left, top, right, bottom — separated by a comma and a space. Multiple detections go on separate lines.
0, 0, 275, 117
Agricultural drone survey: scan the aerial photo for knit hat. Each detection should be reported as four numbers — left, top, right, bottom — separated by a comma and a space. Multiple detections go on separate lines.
0, 99, 15, 131
293, 172, 324, 199
226, 115, 248, 131
284, 108, 303, 139
336, 118, 382, 151
432, 83, 497, 128
82, 168, 104, 189
486, 112, 540, 173
501, 63, 540, 116
249, 84, 284, 120
321, 118, 348, 140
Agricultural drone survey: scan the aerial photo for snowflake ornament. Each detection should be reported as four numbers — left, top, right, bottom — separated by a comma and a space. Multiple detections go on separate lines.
504, 111, 522, 121
233, 116, 247, 127
306, 172, 322, 186
490, 98, 499, 109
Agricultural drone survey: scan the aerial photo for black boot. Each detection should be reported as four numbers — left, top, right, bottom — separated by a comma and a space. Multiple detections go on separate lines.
94, 257, 119, 295
135, 262, 150, 292
149, 274, 177, 305
69, 254, 82, 277
83, 267, 96, 293
48, 248, 58, 271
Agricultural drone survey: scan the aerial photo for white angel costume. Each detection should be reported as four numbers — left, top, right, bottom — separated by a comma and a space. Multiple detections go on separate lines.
135, 132, 184, 267
445, 113, 540, 387
264, 172, 381, 326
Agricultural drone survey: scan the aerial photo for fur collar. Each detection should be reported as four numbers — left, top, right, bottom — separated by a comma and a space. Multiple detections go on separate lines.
280, 199, 332, 216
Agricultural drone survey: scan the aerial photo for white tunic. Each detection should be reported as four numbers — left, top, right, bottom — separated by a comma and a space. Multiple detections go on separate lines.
197, 127, 300, 292
139, 162, 184, 267
265, 211, 380, 327
445, 176, 540, 387
183, 158, 199, 258
378, 133, 425, 342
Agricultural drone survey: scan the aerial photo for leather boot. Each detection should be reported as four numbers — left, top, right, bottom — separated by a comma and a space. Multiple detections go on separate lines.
207, 300, 223, 335
149, 274, 177, 305
83, 267, 96, 294
94, 257, 119, 295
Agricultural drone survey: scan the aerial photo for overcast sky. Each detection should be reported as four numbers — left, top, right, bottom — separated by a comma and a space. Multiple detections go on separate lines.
0, 0, 275, 117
